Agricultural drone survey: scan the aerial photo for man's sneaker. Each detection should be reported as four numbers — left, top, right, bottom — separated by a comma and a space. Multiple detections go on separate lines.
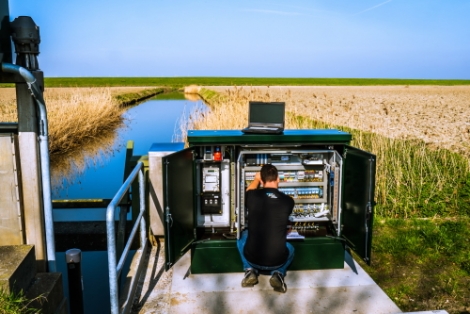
269, 272, 287, 293
241, 269, 258, 287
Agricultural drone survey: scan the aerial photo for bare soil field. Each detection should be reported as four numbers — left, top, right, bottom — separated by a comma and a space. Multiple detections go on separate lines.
206, 85, 470, 157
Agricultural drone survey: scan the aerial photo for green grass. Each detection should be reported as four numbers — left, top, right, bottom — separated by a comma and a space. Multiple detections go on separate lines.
114, 87, 165, 106
0, 289, 41, 314
3, 77, 467, 88
152, 90, 187, 100
357, 217, 470, 313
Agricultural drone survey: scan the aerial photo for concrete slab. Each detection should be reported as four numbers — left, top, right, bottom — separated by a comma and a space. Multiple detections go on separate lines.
133, 240, 448, 314
0, 245, 36, 294
25, 272, 66, 314
168, 251, 402, 314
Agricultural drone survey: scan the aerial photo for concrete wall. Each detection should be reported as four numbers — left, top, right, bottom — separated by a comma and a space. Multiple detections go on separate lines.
0, 133, 24, 245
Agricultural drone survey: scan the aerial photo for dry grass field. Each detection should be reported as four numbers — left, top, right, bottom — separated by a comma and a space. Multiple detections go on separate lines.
3, 85, 469, 157
204, 85, 470, 158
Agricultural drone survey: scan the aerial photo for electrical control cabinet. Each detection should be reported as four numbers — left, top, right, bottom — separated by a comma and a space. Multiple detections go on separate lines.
157, 130, 376, 274
237, 150, 342, 239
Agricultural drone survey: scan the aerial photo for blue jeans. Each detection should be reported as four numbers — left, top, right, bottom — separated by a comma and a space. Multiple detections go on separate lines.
237, 230, 294, 276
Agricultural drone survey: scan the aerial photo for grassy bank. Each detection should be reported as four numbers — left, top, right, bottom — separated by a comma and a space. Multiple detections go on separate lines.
0, 87, 162, 183
114, 87, 167, 106
2, 77, 470, 88
186, 87, 470, 313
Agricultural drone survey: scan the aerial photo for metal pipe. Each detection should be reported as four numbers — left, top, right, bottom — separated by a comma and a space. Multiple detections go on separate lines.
1, 62, 56, 272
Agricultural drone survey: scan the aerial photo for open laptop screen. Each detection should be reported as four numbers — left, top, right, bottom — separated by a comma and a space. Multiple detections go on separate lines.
249, 101, 285, 125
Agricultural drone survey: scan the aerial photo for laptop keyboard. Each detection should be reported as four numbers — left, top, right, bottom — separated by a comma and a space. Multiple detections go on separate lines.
249, 126, 278, 130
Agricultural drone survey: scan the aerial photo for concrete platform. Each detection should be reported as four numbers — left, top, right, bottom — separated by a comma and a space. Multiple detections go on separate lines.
133, 240, 450, 314
169, 251, 402, 314
134, 239, 406, 314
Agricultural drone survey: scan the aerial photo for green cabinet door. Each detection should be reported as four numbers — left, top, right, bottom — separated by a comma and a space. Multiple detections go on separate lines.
341, 145, 376, 265
163, 147, 196, 270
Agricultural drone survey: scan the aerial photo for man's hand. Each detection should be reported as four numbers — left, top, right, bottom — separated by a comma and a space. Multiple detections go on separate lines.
246, 172, 262, 191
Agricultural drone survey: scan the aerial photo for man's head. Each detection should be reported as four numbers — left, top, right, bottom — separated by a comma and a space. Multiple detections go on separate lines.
260, 164, 279, 187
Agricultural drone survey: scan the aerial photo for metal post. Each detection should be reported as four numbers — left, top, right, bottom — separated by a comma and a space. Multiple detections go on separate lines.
65, 249, 84, 314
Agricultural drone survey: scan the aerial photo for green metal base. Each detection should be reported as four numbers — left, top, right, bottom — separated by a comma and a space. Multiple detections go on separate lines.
289, 238, 345, 270
191, 240, 241, 274
190, 237, 345, 274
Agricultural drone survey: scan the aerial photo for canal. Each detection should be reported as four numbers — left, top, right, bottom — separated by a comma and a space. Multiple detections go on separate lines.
52, 93, 203, 313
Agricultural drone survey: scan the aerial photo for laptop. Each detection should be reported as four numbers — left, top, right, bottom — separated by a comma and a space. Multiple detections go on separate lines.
241, 101, 285, 134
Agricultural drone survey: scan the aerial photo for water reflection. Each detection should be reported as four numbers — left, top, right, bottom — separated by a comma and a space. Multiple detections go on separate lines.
51, 96, 204, 204
50, 121, 127, 190
184, 93, 202, 102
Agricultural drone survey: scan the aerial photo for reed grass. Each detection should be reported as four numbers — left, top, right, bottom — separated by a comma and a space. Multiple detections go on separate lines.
0, 88, 17, 122
45, 88, 125, 155
184, 86, 470, 219
0, 87, 157, 185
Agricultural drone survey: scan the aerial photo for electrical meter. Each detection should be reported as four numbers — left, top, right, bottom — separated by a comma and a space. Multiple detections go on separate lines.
201, 163, 222, 215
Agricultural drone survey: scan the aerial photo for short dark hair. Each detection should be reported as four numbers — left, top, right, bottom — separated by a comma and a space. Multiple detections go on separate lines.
260, 164, 278, 183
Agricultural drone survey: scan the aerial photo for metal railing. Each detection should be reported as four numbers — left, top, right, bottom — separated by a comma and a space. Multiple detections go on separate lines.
106, 161, 147, 314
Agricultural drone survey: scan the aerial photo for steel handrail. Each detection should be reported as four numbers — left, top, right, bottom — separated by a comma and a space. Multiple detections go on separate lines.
107, 161, 147, 314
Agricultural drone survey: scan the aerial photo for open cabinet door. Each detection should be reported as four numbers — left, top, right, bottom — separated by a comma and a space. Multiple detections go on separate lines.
341, 146, 376, 265
163, 148, 196, 270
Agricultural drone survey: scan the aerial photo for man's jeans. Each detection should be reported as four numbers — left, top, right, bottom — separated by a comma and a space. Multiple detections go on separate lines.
237, 230, 294, 276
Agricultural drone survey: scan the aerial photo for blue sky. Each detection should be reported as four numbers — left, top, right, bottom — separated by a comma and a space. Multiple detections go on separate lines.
8, 0, 470, 79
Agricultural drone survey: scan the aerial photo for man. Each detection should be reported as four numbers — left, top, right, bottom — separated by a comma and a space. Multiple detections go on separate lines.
237, 164, 295, 293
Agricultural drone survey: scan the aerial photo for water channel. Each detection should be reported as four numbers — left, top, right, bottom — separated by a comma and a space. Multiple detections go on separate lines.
52, 93, 204, 313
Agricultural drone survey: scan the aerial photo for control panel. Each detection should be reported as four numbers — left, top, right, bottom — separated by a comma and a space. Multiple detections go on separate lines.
237, 150, 343, 238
